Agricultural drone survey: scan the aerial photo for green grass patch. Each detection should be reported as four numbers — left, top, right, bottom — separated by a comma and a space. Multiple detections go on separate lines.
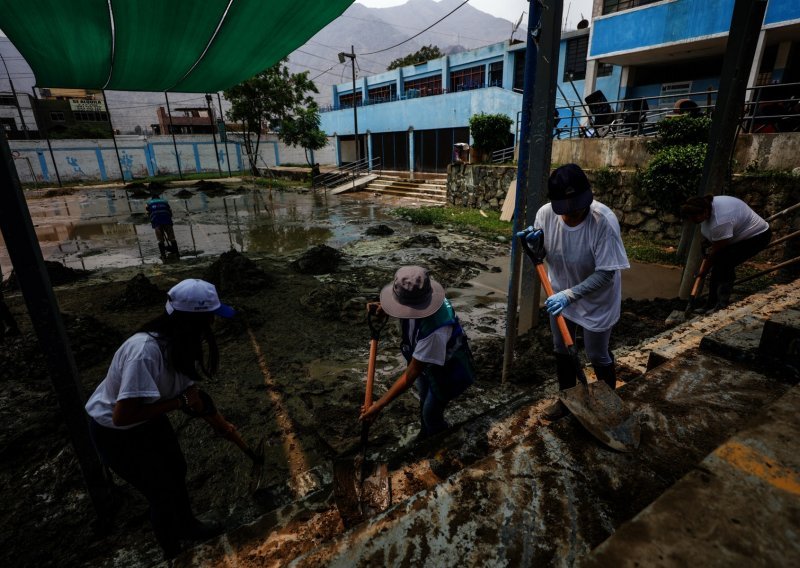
622, 235, 681, 266
391, 206, 512, 240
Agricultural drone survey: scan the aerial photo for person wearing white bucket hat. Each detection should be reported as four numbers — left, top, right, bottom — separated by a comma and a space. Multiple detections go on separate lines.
359, 266, 475, 440
85, 279, 236, 559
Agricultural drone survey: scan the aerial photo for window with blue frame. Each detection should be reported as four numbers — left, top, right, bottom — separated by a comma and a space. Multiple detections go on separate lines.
451, 65, 485, 92
488, 61, 503, 87
339, 91, 363, 109
368, 84, 396, 104
403, 75, 443, 98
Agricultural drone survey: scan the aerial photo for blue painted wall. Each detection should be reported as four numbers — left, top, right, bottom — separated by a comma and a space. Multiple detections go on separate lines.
592, 0, 799, 58
765, 0, 800, 25
321, 87, 522, 136
591, 0, 736, 57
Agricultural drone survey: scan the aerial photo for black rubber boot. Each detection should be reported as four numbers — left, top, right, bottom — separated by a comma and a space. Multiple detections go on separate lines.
543, 353, 578, 421
158, 242, 167, 259
555, 353, 578, 390
592, 362, 617, 390
169, 240, 179, 255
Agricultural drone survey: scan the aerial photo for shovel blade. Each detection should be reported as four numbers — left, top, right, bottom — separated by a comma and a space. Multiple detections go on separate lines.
559, 382, 641, 452
332, 455, 390, 528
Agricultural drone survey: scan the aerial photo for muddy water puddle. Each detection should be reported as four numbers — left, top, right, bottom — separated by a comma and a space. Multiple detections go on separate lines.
0, 185, 397, 274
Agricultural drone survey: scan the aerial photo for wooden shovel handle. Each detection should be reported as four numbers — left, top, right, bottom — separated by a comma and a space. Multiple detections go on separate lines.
535, 263, 574, 348
691, 258, 710, 297
364, 338, 378, 409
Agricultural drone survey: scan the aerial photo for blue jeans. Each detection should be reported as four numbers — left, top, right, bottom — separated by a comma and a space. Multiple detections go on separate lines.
415, 373, 449, 438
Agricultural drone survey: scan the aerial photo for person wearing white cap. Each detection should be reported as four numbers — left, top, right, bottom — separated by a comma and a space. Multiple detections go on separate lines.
85, 279, 235, 559
359, 266, 475, 440
531, 164, 630, 421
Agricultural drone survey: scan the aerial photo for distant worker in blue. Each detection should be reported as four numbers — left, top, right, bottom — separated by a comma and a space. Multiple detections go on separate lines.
146, 191, 179, 259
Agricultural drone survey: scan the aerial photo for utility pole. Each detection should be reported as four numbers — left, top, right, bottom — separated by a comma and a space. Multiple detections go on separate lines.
338, 47, 359, 166
205, 94, 223, 178
216, 92, 232, 176
164, 92, 183, 180
0, 52, 29, 139
31, 88, 62, 187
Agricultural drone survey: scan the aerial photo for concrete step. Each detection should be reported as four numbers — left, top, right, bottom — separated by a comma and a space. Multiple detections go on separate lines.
364, 176, 448, 204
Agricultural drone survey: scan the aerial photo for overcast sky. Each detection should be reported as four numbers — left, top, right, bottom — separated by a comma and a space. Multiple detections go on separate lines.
356, 0, 594, 31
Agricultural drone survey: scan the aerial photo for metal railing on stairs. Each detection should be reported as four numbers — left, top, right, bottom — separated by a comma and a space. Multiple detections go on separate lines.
312, 156, 382, 190
492, 146, 515, 164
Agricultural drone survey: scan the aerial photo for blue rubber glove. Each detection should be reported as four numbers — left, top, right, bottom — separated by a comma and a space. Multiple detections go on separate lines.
544, 292, 570, 316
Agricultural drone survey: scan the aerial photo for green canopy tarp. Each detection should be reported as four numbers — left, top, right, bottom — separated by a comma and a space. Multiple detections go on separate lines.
0, 0, 354, 92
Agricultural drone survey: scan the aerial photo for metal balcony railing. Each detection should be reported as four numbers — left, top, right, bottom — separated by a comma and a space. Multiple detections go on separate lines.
552, 81, 800, 140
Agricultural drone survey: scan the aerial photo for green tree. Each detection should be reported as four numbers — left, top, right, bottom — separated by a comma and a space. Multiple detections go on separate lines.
468, 112, 513, 160
279, 105, 328, 166
224, 60, 318, 175
387, 45, 443, 70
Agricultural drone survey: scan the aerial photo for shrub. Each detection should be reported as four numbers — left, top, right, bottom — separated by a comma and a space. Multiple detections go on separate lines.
468, 113, 513, 158
638, 143, 707, 214
646, 114, 712, 153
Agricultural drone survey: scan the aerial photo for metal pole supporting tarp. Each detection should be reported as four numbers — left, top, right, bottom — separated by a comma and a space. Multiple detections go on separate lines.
101, 90, 126, 183
164, 91, 183, 180
679, 0, 769, 299
217, 92, 233, 177
0, 129, 113, 520
502, 0, 544, 382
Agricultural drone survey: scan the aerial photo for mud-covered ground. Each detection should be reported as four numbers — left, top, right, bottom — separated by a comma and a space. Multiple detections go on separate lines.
0, 197, 691, 568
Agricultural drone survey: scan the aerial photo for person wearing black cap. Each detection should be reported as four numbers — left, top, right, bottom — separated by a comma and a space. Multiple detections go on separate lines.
85, 279, 237, 559
531, 164, 630, 420
359, 266, 475, 440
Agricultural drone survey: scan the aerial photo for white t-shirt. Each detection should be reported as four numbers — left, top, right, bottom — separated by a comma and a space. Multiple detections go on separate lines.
701, 195, 769, 244
405, 319, 452, 366
85, 332, 194, 429
535, 201, 630, 331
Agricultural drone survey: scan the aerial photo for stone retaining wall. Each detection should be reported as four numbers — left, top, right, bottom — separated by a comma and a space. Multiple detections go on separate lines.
446, 164, 800, 246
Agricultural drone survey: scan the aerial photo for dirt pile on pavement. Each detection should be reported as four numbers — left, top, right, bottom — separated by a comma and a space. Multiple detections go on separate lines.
291, 244, 344, 275
202, 249, 274, 295
402, 233, 441, 248
3, 260, 90, 290
364, 224, 394, 236
105, 273, 165, 310
194, 180, 228, 194
175, 189, 194, 198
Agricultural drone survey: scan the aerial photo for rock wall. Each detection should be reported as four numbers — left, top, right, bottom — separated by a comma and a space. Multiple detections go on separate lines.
446, 163, 516, 210
446, 164, 800, 245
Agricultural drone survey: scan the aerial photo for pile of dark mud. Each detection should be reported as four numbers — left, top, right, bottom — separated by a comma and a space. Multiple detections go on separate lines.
105, 273, 165, 310
364, 224, 394, 236
2, 260, 90, 290
194, 180, 228, 194
202, 249, 274, 295
291, 244, 344, 275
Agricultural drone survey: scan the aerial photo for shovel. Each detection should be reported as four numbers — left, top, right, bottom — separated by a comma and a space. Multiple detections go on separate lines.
518, 228, 640, 452
207, 412, 265, 490
332, 308, 391, 527
666, 257, 710, 324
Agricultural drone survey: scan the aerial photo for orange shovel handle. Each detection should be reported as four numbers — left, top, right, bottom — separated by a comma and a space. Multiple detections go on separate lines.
535, 263, 574, 348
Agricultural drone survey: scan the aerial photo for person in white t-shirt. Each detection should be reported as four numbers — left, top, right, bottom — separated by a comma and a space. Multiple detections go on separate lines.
359, 266, 475, 441
85, 279, 237, 560
532, 164, 630, 421
681, 195, 771, 312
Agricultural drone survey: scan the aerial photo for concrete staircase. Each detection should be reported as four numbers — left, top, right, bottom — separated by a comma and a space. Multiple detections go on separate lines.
363, 173, 448, 204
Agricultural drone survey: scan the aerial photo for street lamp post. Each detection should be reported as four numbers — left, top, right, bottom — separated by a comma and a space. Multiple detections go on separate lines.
205, 94, 223, 178
338, 47, 360, 167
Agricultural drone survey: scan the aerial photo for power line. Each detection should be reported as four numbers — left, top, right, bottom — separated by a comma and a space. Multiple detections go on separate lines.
359, 0, 472, 56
